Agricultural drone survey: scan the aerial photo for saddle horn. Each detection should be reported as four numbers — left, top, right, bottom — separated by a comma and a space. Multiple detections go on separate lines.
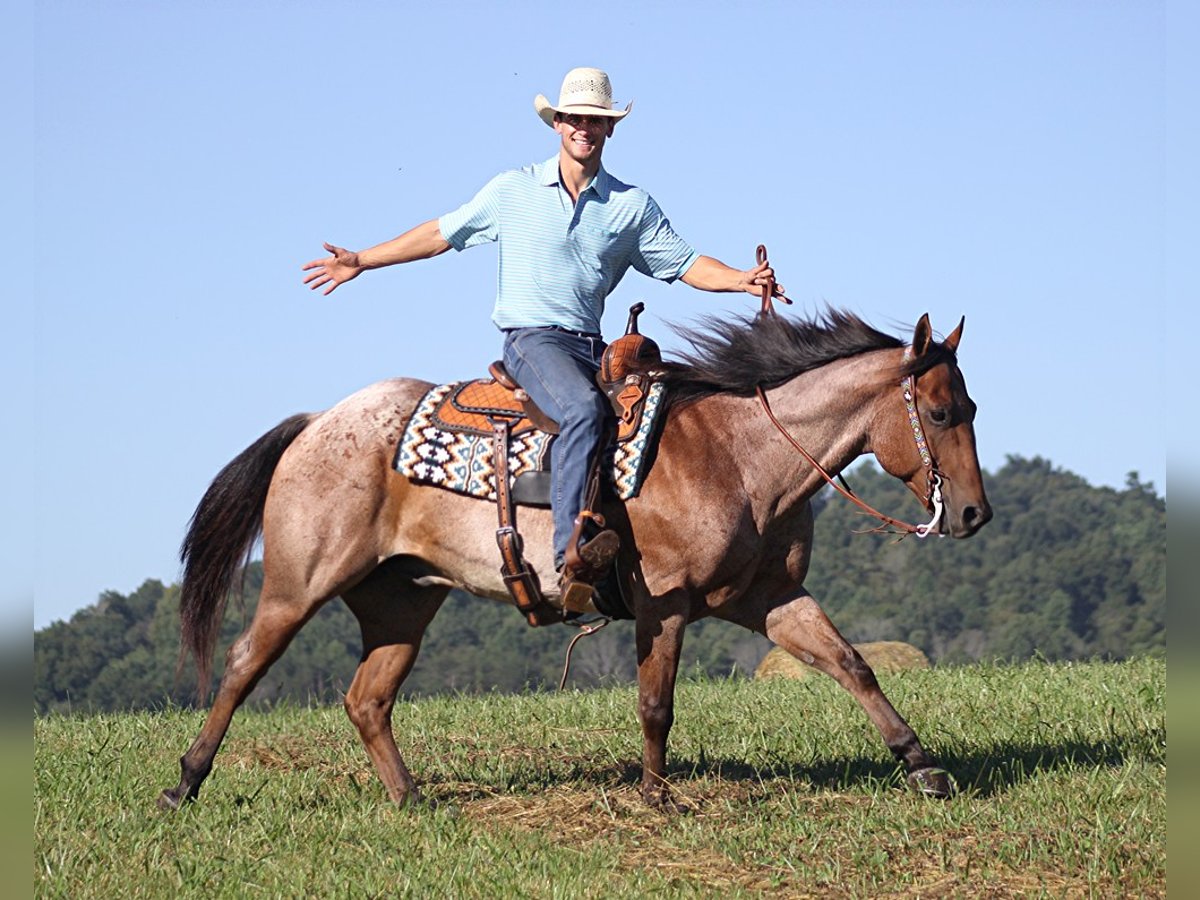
600, 302, 661, 385
625, 302, 646, 335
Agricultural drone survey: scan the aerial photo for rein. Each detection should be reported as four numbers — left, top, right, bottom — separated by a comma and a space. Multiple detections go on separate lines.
557, 617, 611, 690
758, 384, 945, 540
756, 244, 793, 315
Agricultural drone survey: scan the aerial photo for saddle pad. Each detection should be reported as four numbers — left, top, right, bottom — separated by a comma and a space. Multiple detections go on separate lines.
395, 381, 667, 502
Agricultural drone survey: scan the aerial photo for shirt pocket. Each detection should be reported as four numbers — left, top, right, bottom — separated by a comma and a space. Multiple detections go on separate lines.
570, 224, 625, 272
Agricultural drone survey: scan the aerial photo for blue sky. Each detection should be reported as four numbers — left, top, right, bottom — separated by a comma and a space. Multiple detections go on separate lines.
19, 1, 1190, 629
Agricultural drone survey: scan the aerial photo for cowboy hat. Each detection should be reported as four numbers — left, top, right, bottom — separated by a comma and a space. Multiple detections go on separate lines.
533, 67, 633, 128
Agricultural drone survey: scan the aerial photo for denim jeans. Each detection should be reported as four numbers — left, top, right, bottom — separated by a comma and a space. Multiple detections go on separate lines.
502, 327, 608, 569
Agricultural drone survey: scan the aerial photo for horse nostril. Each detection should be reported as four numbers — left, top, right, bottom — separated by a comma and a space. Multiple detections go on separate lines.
961, 504, 993, 530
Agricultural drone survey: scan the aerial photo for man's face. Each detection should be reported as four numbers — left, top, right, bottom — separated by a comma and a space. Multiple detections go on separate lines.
554, 113, 615, 165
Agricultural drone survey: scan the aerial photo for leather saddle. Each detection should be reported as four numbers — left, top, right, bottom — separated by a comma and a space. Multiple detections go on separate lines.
429, 302, 661, 446
445, 304, 661, 628
431, 367, 560, 438
598, 302, 661, 441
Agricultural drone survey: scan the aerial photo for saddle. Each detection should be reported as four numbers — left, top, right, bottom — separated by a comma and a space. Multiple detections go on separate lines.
599, 302, 661, 441
429, 304, 660, 443
428, 304, 661, 627
431, 369, 559, 438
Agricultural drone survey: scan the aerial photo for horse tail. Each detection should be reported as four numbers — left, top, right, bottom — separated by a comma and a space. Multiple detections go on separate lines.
178, 413, 313, 696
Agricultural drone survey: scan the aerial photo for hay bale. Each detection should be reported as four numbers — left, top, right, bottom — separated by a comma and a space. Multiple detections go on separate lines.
754, 641, 931, 680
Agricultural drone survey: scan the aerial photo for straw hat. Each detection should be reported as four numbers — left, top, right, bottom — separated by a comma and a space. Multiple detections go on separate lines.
534, 67, 633, 128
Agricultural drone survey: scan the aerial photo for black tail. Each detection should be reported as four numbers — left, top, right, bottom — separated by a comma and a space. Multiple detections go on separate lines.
178, 413, 312, 695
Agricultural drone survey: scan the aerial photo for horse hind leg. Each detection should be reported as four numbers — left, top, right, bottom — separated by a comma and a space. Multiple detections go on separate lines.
158, 582, 326, 810
341, 560, 447, 806
723, 591, 952, 798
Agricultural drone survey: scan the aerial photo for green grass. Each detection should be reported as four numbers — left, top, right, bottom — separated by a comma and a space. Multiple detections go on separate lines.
36, 657, 1165, 898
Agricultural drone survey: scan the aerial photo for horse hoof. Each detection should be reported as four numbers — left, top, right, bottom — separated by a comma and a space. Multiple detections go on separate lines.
644, 792, 690, 815
907, 767, 954, 799
395, 788, 423, 809
157, 789, 184, 811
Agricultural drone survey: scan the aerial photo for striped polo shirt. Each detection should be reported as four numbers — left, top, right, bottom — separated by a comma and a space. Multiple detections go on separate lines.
438, 156, 700, 334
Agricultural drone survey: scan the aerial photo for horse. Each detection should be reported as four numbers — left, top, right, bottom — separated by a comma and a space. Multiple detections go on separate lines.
158, 308, 991, 811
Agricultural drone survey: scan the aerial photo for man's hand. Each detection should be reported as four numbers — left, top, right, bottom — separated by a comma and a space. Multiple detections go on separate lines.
300, 222, 452, 295
302, 243, 363, 295
738, 259, 786, 298
681, 255, 786, 296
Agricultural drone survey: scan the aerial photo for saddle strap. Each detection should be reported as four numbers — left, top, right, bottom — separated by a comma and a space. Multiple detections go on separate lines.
491, 419, 549, 622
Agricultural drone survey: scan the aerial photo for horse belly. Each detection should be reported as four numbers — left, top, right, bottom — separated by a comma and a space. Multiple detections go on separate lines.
384, 476, 558, 600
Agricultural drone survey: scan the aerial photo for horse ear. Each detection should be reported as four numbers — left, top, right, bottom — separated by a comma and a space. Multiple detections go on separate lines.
944, 316, 965, 353
912, 314, 933, 357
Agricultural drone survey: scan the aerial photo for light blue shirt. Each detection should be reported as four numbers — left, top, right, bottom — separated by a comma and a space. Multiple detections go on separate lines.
438, 156, 700, 334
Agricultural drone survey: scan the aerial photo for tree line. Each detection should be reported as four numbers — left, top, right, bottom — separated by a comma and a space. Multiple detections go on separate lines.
34, 455, 1165, 714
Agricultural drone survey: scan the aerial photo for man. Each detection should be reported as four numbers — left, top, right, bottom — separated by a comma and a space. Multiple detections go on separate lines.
303, 67, 783, 599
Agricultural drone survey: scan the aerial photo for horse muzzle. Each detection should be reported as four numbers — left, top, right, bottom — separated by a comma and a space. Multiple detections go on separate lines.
945, 496, 992, 538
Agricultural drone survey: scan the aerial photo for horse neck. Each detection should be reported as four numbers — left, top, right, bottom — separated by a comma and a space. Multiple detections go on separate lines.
751, 350, 899, 495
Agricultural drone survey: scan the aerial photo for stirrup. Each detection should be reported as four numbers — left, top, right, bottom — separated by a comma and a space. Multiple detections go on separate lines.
558, 578, 597, 614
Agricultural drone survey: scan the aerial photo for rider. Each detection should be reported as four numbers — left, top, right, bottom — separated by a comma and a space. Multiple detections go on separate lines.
303, 66, 783, 598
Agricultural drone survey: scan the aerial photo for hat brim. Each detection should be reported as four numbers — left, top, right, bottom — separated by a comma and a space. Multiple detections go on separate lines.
533, 94, 633, 128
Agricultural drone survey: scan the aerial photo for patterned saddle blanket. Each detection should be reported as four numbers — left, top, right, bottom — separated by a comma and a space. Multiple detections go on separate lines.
394, 378, 667, 504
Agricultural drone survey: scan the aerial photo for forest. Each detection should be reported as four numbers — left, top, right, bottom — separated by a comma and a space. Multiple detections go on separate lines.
34, 455, 1165, 714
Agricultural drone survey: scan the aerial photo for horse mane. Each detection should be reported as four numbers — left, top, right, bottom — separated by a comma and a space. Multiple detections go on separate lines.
658, 308, 956, 404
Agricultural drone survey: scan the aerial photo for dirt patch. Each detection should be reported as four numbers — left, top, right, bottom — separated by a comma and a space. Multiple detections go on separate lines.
455, 783, 788, 893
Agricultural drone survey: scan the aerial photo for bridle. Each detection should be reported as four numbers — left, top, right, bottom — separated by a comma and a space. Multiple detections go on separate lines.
899, 347, 945, 535
755, 377, 944, 538
753, 245, 945, 538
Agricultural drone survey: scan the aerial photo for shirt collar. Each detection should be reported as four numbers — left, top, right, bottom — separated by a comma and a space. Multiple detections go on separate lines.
538, 155, 611, 200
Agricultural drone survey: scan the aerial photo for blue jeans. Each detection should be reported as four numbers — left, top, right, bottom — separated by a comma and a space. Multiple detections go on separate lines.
502, 327, 608, 569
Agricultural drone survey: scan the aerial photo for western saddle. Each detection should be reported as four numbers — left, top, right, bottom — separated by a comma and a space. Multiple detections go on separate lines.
427, 303, 661, 626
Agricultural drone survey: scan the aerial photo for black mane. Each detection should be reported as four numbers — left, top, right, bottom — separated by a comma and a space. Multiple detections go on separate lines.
658, 308, 953, 404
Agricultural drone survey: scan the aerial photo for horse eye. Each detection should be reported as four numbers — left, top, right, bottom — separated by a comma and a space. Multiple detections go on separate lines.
929, 408, 949, 425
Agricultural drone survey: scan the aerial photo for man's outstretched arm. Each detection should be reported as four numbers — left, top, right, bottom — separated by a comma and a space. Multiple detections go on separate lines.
680, 255, 785, 297
302, 219, 451, 295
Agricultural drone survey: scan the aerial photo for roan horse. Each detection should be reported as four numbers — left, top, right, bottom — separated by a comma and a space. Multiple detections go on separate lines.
159, 309, 991, 811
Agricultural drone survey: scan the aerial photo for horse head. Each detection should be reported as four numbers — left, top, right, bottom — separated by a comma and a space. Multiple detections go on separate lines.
871, 314, 992, 538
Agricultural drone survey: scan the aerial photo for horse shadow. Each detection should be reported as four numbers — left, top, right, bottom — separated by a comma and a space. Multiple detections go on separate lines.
557, 733, 1155, 800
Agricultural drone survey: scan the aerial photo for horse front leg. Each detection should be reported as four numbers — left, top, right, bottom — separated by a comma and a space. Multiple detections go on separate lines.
723, 591, 952, 798
634, 590, 691, 811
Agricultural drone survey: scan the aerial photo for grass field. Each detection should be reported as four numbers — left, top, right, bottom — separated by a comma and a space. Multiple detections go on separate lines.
35, 657, 1165, 898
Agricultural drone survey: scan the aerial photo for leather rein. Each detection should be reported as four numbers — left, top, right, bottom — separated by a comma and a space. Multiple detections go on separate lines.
753, 245, 944, 539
